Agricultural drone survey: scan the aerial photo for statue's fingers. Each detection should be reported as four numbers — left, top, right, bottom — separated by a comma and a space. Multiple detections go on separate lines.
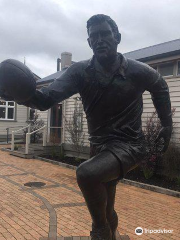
162, 138, 170, 152
155, 134, 162, 143
162, 143, 168, 152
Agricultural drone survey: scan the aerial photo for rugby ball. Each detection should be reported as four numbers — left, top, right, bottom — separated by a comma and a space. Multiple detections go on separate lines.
0, 59, 36, 102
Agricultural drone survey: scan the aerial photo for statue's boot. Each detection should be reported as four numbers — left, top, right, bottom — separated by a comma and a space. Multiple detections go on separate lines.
108, 210, 118, 240
90, 223, 112, 240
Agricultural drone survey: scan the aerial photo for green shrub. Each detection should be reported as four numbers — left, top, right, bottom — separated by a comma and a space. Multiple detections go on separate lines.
58, 145, 65, 159
14, 144, 19, 150
142, 167, 154, 180
75, 157, 82, 163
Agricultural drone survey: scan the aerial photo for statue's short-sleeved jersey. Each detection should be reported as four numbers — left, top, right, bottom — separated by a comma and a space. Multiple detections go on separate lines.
22, 53, 172, 145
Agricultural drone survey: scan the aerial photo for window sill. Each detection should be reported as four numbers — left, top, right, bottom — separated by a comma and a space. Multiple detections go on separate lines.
163, 75, 174, 79
0, 120, 17, 122
164, 75, 180, 79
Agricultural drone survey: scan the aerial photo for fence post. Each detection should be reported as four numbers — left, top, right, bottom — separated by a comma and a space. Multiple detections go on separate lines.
11, 131, 15, 151
28, 125, 31, 144
25, 133, 29, 154
6, 128, 9, 144
43, 127, 47, 147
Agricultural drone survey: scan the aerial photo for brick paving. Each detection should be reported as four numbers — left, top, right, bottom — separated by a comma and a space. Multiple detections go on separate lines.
0, 147, 179, 240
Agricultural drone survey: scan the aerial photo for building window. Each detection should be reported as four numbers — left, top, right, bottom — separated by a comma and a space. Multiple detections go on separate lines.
27, 108, 36, 121
0, 100, 15, 120
177, 61, 180, 75
158, 62, 174, 77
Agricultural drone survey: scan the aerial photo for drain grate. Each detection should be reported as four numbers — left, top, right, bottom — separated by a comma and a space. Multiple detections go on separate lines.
24, 182, 46, 188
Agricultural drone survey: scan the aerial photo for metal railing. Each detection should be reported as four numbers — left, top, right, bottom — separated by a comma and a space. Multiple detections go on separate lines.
25, 125, 47, 154
11, 125, 30, 151
10, 125, 63, 155
6, 126, 25, 143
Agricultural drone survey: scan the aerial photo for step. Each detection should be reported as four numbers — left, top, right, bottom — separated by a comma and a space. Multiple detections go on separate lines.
10, 148, 45, 159
19, 147, 44, 152
29, 144, 43, 148
29, 144, 43, 147
10, 151, 34, 159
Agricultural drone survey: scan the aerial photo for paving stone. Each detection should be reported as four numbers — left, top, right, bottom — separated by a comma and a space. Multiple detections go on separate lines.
120, 235, 131, 240
0, 147, 179, 240
71, 237, 81, 240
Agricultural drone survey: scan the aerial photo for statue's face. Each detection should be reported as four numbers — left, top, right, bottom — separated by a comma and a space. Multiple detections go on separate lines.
88, 21, 119, 63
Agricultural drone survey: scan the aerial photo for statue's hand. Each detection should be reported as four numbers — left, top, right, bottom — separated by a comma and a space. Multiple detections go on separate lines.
155, 126, 172, 152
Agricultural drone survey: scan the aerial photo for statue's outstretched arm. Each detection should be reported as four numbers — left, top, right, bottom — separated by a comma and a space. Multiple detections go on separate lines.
17, 64, 80, 111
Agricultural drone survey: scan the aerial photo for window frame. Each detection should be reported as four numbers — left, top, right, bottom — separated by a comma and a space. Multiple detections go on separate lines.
27, 107, 36, 122
177, 61, 180, 76
157, 61, 174, 78
0, 100, 15, 121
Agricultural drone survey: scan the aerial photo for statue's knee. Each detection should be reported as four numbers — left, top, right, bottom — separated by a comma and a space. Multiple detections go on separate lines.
76, 162, 95, 187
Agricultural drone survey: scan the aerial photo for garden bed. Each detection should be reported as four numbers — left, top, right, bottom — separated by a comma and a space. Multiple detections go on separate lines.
125, 170, 180, 192
40, 154, 180, 192
40, 154, 86, 167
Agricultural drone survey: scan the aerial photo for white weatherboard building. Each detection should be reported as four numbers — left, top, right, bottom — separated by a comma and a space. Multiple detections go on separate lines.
125, 39, 180, 143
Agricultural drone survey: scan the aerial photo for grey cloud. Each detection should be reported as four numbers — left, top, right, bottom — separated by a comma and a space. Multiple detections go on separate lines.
0, 0, 180, 77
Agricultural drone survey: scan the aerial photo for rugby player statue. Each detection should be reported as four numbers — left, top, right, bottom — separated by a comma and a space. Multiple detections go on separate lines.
0, 14, 172, 240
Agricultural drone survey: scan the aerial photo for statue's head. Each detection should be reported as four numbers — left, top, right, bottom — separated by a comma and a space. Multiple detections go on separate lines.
87, 14, 121, 63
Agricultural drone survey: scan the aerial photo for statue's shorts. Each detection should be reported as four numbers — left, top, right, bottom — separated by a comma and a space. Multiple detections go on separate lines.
90, 140, 146, 183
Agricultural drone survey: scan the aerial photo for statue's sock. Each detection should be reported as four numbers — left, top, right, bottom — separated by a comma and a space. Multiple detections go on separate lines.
107, 210, 118, 240
83, 188, 108, 227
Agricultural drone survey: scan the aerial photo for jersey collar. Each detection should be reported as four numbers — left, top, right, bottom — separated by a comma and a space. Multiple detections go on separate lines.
85, 53, 128, 79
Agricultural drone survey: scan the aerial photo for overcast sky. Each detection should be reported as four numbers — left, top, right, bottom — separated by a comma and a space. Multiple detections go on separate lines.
0, 0, 180, 78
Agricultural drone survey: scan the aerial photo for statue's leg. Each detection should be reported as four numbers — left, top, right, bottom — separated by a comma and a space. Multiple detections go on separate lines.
76, 151, 121, 240
90, 144, 118, 238
106, 181, 118, 240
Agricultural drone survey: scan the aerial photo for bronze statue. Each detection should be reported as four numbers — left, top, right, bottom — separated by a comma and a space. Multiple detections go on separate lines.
0, 14, 172, 240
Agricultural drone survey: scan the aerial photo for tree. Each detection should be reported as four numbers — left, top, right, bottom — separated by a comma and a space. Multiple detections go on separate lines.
65, 98, 85, 159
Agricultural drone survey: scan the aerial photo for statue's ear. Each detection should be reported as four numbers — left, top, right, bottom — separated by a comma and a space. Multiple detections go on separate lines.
116, 32, 121, 44
87, 38, 92, 49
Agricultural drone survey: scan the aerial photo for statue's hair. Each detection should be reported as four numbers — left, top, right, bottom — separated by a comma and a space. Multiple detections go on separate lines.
87, 14, 120, 41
